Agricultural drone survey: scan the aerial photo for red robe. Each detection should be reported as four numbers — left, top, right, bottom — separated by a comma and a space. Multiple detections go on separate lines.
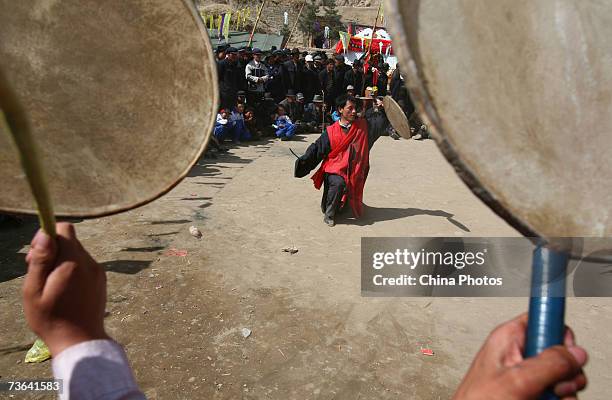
311, 119, 370, 217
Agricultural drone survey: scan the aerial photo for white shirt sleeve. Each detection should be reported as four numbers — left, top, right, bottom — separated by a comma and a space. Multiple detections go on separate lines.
52, 340, 145, 400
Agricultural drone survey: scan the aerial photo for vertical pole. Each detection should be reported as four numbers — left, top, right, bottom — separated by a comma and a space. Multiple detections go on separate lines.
284, 1, 306, 49
248, 0, 266, 48
366, 2, 382, 56
525, 245, 568, 400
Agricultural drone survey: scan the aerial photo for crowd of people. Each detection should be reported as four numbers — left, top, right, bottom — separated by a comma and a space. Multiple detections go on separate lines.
211, 44, 417, 153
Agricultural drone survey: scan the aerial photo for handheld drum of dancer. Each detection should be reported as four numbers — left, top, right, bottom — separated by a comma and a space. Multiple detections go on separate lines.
0, 0, 217, 230
385, 1, 612, 398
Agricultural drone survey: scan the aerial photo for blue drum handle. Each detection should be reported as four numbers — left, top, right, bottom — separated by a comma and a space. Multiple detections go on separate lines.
525, 245, 569, 400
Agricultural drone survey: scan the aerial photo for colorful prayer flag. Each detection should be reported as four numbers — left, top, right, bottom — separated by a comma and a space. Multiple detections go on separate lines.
223, 12, 232, 41
339, 31, 351, 54
218, 14, 224, 39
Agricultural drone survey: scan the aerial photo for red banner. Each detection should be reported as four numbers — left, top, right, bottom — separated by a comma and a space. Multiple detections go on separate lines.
335, 37, 393, 55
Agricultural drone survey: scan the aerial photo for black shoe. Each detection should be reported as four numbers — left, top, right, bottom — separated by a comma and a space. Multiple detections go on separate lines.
390, 131, 401, 140
323, 216, 335, 227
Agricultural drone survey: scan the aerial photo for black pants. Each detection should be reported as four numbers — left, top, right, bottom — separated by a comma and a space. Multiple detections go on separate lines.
321, 174, 346, 219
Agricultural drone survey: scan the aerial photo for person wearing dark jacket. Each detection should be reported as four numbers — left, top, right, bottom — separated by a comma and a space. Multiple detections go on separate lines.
217, 47, 241, 110
266, 52, 286, 103
236, 48, 251, 92
319, 60, 336, 110
282, 48, 303, 94
377, 63, 390, 96
331, 54, 351, 103
302, 54, 322, 103
344, 60, 364, 97
390, 65, 415, 117
390, 64, 403, 99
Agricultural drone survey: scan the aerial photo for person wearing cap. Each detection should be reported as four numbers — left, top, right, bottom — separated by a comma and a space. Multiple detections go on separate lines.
303, 94, 330, 132
319, 60, 336, 111
282, 47, 303, 94
237, 48, 251, 92
377, 63, 390, 96
279, 89, 300, 123
313, 55, 323, 72
294, 94, 391, 226
302, 54, 322, 103
346, 85, 356, 97
332, 54, 351, 104
216, 44, 228, 62
217, 47, 241, 110
344, 60, 364, 97
266, 51, 285, 103
295, 92, 306, 120
237, 91, 247, 105
245, 47, 270, 108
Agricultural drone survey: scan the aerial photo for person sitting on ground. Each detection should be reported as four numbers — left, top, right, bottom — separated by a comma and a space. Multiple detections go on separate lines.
237, 90, 247, 106
303, 94, 330, 133
244, 107, 260, 139
295, 93, 306, 122
230, 102, 252, 144
260, 92, 278, 137
213, 108, 231, 142
279, 89, 300, 122
273, 104, 297, 141
21, 224, 589, 399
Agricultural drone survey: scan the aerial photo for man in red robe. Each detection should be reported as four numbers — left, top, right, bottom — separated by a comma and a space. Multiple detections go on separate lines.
295, 95, 390, 226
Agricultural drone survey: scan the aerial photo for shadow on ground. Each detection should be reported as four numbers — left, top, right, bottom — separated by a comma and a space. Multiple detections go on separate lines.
102, 260, 153, 274
0, 214, 40, 283
340, 205, 471, 231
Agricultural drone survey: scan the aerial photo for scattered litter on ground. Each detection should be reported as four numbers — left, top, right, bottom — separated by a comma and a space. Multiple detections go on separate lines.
278, 348, 286, 358
24, 339, 51, 363
420, 348, 434, 356
189, 226, 202, 239
165, 248, 188, 257
241, 328, 252, 338
155, 285, 163, 290
282, 246, 298, 254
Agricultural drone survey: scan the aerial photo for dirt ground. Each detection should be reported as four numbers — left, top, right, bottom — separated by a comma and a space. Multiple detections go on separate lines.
1, 134, 610, 399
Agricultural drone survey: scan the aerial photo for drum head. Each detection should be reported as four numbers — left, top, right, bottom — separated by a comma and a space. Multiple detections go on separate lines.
383, 96, 413, 139
0, 0, 217, 217
386, 0, 612, 239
